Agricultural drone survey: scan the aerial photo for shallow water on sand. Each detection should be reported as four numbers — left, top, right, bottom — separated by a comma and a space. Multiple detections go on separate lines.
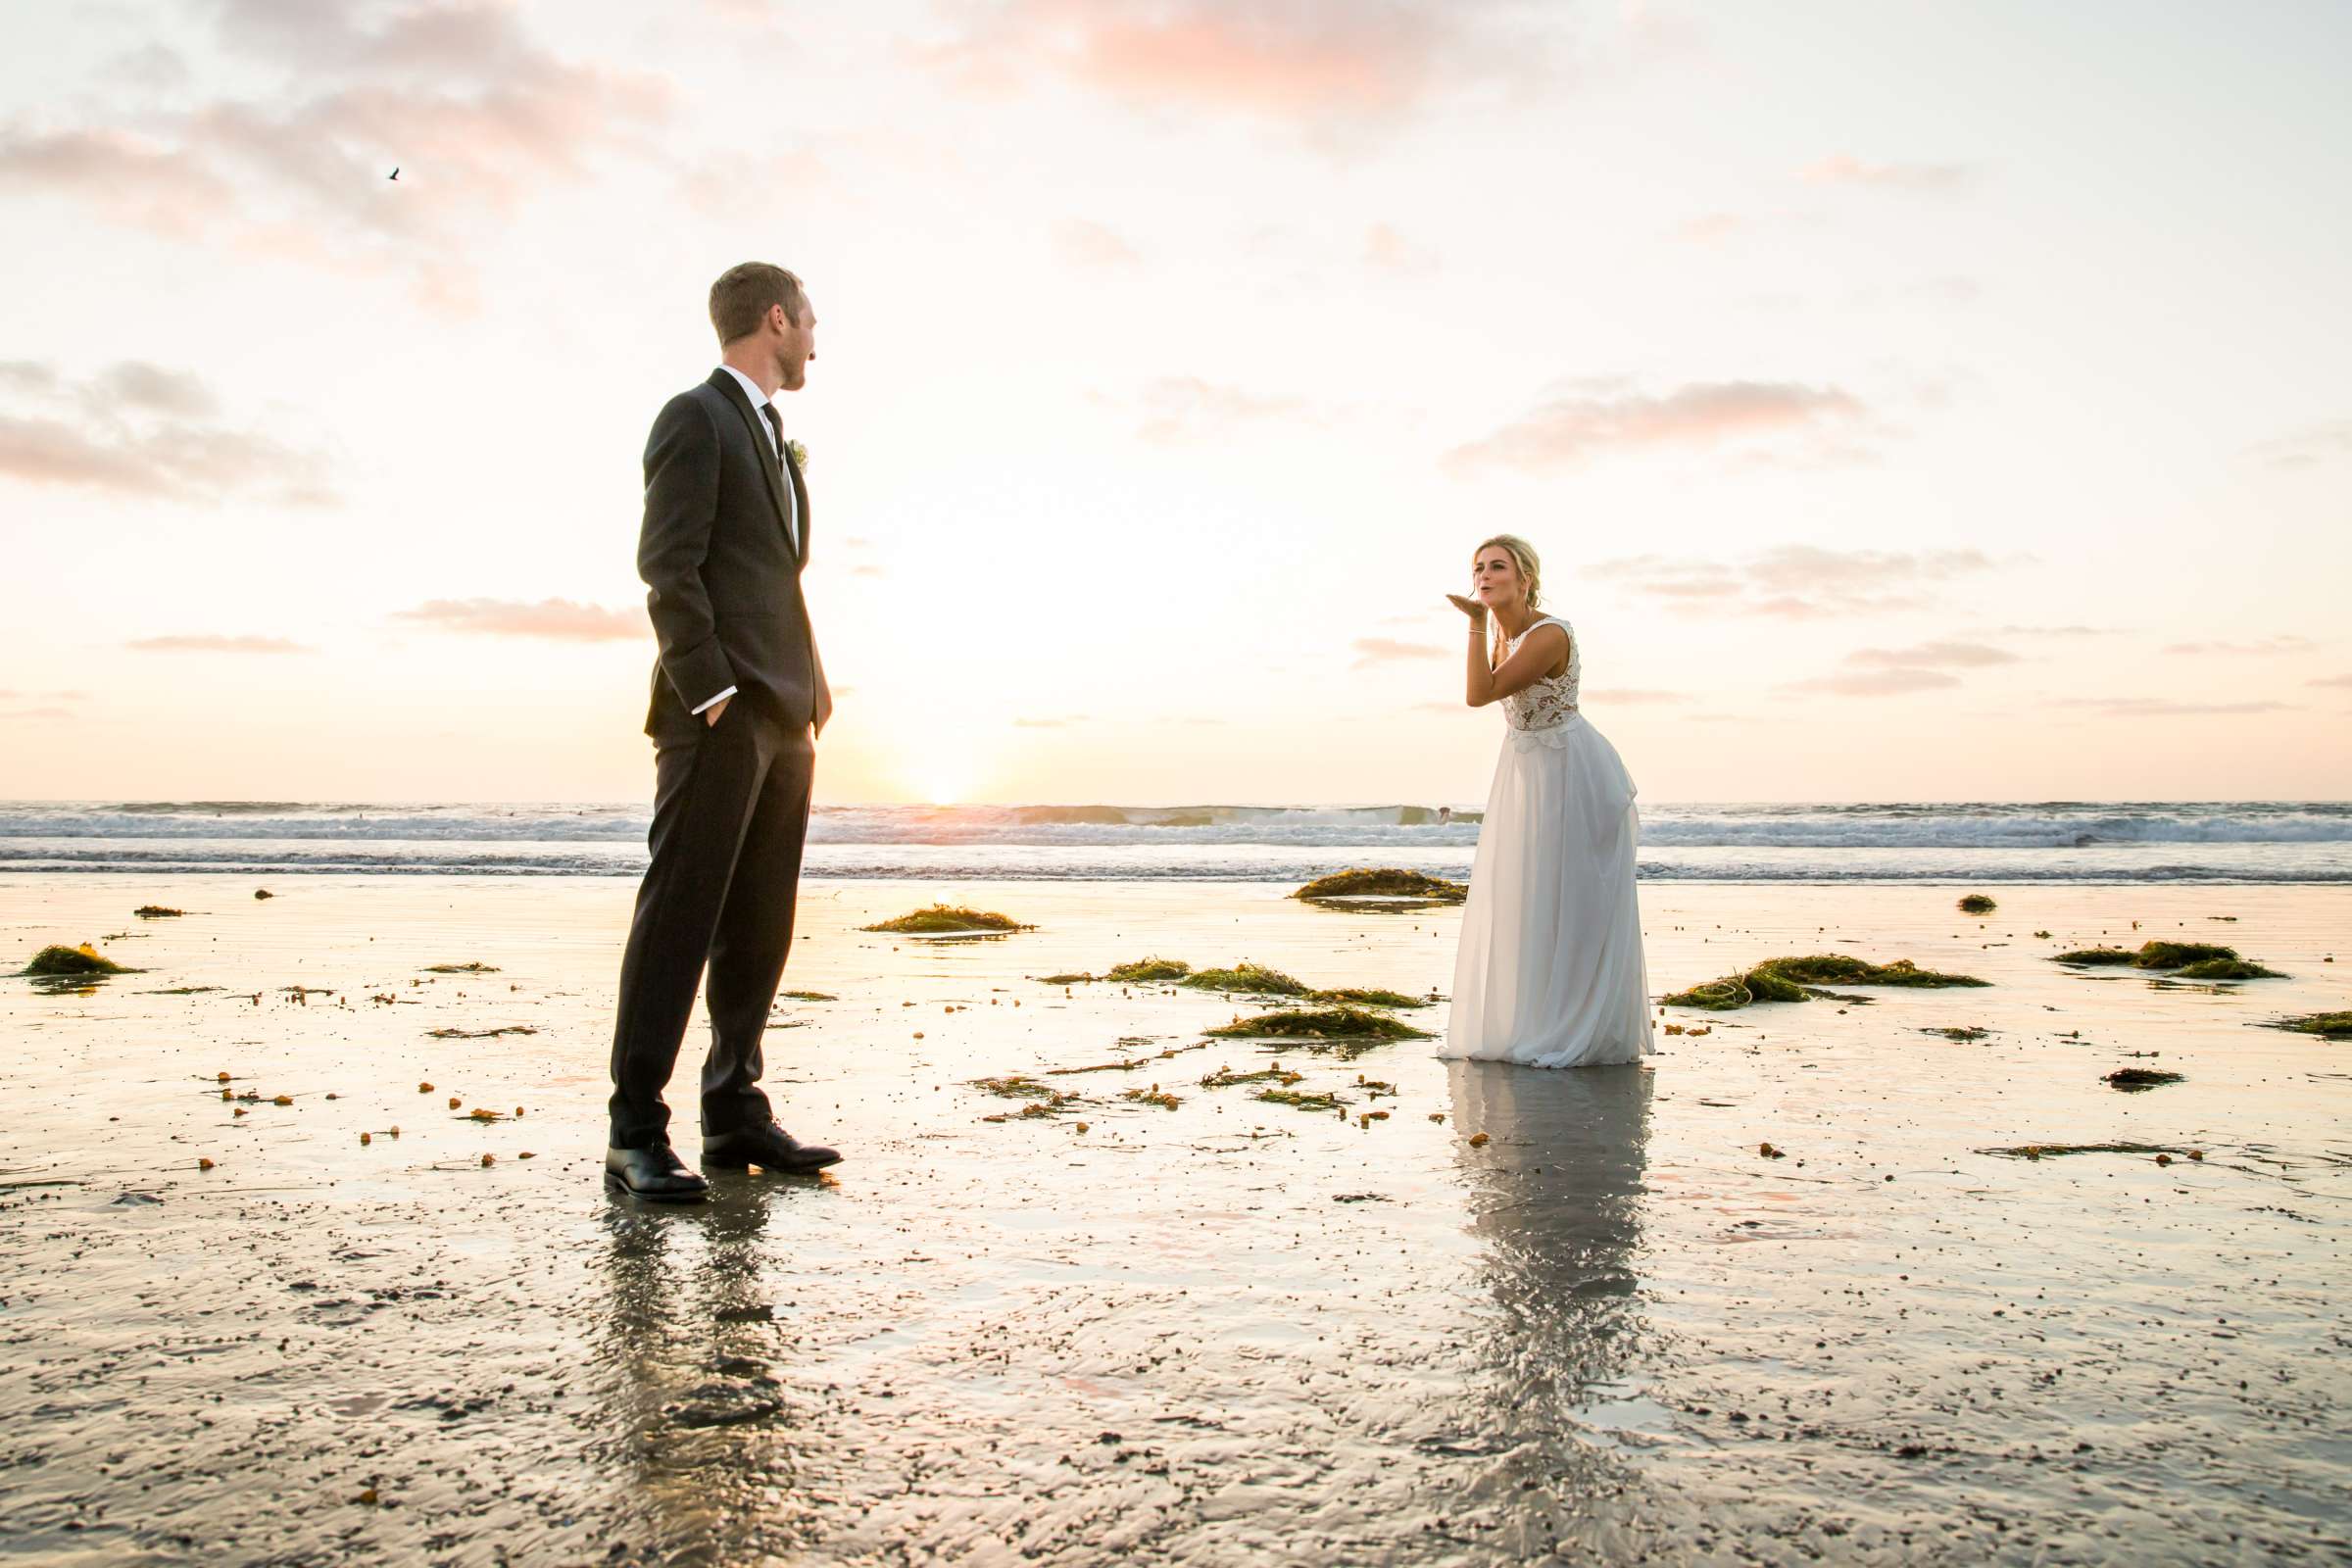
1, 877, 2347, 1565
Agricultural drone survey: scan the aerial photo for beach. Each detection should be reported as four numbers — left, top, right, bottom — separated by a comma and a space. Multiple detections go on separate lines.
2, 871, 2346, 1564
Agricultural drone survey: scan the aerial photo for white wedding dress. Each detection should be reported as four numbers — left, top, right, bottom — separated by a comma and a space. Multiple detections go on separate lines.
1440, 615, 1654, 1068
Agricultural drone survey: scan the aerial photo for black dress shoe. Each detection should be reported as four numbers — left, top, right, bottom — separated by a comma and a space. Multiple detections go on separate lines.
604, 1143, 710, 1202
702, 1121, 842, 1173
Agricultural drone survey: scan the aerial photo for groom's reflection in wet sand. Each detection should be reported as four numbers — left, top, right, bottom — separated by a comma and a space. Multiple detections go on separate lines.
1438, 1060, 1667, 1546
590, 1180, 830, 1564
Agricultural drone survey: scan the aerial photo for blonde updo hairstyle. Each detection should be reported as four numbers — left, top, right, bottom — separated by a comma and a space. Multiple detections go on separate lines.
1473, 533, 1543, 665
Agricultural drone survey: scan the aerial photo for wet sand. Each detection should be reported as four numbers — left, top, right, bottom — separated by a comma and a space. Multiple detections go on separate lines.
2, 875, 2347, 1565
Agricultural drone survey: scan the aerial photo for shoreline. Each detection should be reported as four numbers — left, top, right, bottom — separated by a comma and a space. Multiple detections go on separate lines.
3, 874, 2346, 1563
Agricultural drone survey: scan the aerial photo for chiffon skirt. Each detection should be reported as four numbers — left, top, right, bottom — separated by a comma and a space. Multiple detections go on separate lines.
1441, 714, 1654, 1068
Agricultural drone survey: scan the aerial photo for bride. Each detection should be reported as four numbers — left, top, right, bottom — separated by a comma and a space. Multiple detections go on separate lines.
1439, 534, 1653, 1068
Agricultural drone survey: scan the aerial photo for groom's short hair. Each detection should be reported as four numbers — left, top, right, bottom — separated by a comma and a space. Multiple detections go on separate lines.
710, 263, 808, 345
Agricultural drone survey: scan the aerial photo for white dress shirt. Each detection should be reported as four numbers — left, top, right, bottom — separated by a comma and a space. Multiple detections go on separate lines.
693, 366, 802, 716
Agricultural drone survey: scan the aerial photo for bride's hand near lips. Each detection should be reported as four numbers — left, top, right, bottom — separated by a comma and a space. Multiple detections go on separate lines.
1446, 593, 1487, 623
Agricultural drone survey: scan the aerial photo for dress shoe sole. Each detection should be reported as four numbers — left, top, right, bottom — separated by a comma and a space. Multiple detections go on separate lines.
602, 1168, 709, 1203
703, 1150, 842, 1174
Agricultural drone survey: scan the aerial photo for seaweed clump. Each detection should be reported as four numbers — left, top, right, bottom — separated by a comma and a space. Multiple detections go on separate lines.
1957, 894, 1997, 914
1662, 954, 1987, 1011
1179, 962, 1429, 1009
971, 1074, 1084, 1121
1182, 962, 1312, 998
2105, 1067, 2184, 1091
863, 905, 1033, 935
1293, 867, 1466, 902
2174, 957, 2282, 980
1204, 1006, 1435, 1042
1040, 956, 1194, 986
1200, 1065, 1302, 1090
1254, 1088, 1347, 1113
2266, 1012, 2352, 1039
25, 944, 127, 977
1106, 956, 1192, 982
134, 905, 185, 918
2134, 941, 2237, 968
1312, 987, 1430, 1009
1981, 1141, 2196, 1161
2051, 948, 2138, 966
2053, 941, 2281, 978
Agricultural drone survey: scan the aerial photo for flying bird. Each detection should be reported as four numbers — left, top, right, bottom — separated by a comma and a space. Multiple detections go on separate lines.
388, 167, 400, 181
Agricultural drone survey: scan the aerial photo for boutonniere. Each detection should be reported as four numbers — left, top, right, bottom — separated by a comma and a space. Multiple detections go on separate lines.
785, 439, 808, 470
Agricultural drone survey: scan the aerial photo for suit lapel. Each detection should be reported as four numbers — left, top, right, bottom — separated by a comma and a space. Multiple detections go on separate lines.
707, 369, 800, 564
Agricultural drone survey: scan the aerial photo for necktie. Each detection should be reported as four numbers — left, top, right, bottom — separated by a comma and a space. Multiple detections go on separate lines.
760, 404, 798, 553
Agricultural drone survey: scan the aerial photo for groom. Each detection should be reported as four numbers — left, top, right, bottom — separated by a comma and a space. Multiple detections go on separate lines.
606, 262, 841, 1201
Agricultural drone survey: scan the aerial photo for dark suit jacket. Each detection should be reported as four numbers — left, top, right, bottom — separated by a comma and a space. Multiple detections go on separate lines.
638, 369, 817, 738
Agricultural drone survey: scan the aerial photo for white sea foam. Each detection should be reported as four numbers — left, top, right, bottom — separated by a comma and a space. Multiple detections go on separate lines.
0, 801, 2345, 881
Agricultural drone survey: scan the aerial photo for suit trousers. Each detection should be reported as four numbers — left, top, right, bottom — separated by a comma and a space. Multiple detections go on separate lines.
609, 704, 815, 1150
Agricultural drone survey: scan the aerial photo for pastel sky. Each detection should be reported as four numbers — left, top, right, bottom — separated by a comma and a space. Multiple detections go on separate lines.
2, 0, 2348, 806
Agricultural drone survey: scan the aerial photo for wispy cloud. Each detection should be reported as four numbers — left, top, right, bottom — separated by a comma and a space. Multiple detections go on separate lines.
915, 0, 1555, 141
1353, 637, 1446, 667
126, 634, 312, 654
1784, 668, 1961, 697
1012, 713, 1089, 728
2307, 673, 2352, 689
1620, 0, 1707, 67
2243, 418, 2352, 471
1668, 212, 1750, 245
679, 148, 834, 218
2162, 636, 2318, 656
1584, 687, 1690, 704
1665, 208, 1826, 248
1363, 221, 1438, 275
0, 1, 672, 312
0, 360, 332, 504
1054, 218, 1141, 270
1998, 623, 2121, 638
1110, 376, 1308, 443
394, 599, 642, 641
1445, 379, 1865, 473
2053, 698, 2298, 717
1592, 545, 1997, 619
1788, 638, 2017, 695
1847, 641, 2019, 669
1799, 152, 1975, 192
93, 362, 221, 417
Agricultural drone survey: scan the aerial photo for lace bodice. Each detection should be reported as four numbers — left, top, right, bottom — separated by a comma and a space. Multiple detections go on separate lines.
1500, 616, 1579, 741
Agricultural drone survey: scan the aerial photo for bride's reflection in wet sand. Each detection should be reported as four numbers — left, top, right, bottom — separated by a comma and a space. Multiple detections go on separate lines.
591, 1181, 827, 1564
1439, 1060, 1669, 1546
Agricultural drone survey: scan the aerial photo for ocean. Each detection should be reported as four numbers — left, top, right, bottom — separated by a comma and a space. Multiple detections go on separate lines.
1, 800, 2347, 884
